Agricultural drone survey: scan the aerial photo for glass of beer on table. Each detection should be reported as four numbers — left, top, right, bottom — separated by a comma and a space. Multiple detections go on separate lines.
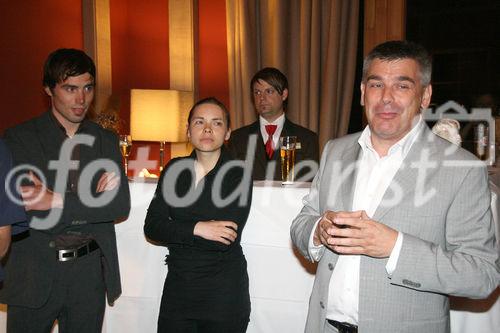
280, 136, 297, 185
119, 134, 132, 177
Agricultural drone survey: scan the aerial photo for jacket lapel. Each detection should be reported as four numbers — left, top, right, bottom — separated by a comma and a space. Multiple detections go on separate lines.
373, 125, 436, 221
341, 139, 362, 211
36, 112, 63, 160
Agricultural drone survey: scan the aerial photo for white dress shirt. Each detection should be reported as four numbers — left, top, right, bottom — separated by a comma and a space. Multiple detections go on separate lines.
260, 113, 285, 150
308, 116, 425, 325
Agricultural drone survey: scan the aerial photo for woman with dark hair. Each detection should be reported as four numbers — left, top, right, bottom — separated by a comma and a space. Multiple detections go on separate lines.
144, 97, 252, 333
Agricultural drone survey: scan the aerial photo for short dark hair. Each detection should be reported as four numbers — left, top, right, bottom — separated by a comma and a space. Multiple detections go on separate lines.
187, 97, 231, 129
43, 48, 96, 88
362, 40, 432, 86
250, 67, 288, 107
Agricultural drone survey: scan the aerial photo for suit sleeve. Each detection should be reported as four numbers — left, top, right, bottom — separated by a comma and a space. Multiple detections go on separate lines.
290, 141, 331, 261
295, 130, 320, 182
391, 164, 500, 298
303, 131, 319, 163
4, 128, 131, 225
61, 132, 131, 223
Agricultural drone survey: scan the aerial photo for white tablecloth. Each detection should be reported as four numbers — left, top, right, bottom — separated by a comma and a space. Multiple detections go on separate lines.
0, 180, 497, 332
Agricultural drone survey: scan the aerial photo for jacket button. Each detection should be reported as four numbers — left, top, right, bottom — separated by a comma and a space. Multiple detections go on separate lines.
48, 241, 55, 248
320, 301, 325, 309
328, 263, 334, 270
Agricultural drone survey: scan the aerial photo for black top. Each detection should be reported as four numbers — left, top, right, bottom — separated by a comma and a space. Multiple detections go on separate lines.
144, 148, 253, 320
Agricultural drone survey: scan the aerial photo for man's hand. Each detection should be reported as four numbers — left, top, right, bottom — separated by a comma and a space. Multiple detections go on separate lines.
96, 172, 119, 193
194, 220, 238, 245
21, 172, 63, 211
313, 210, 359, 246
327, 210, 398, 258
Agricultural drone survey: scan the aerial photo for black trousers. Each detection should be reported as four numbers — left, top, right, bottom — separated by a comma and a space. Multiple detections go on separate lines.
7, 249, 106, 333
158, 315, 249, 333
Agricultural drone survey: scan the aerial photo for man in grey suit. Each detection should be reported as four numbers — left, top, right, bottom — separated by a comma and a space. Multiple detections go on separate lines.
291, 40, 499, 333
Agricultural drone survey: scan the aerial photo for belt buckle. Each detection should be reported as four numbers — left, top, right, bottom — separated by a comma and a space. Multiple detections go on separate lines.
58, 248, 78, 262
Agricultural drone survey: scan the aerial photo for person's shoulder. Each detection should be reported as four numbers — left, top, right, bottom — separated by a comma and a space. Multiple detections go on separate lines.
230, 121, 258, 138
323, 132, 361, 152
426, 131, 478, 162
4, 113, 44, 136
158, 155, 194, 179
164, 155, 194, 169
285, 118, 317, 138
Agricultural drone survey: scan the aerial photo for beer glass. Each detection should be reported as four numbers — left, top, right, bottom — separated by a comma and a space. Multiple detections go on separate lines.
280, 136, 297, 185
119, 134, 132, 176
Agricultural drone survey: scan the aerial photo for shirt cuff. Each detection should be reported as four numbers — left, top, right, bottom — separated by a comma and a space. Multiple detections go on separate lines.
385, 231, 403, 276
308, 217, 324, 261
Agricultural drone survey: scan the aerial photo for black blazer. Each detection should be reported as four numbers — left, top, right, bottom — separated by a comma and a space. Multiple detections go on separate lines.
227, 118, 319, 181
0, 111, 130, 307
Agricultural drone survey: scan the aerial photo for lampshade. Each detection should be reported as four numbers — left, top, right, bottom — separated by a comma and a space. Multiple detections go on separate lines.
130, 89, 194, 142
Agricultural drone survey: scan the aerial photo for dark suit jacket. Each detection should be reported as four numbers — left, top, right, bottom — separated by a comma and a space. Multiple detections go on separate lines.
227, 118, 319, 181
0, 111, 130, 307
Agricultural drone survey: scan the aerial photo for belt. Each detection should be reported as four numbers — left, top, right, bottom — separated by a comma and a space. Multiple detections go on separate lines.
327, 320, 358, 333
57, 240, 99, 262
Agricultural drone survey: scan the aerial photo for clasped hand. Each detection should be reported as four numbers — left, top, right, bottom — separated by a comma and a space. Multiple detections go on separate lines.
313, 210, 398, 258
21, 171, 119, 211
194, 221, 238, 245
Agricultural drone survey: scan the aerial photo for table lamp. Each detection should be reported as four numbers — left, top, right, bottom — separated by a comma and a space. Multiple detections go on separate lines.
130, 89, 194, 172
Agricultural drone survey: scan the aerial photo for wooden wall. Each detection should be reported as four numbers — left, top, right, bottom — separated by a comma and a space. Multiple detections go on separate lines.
0, 0, 84, 134
364, 0, 406, 55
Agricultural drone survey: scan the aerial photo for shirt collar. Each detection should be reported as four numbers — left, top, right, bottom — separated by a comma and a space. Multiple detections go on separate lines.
358, 114, 424, 158
48, 111, 90, 137
259, 113, 285, 140
259, 113, 285, 127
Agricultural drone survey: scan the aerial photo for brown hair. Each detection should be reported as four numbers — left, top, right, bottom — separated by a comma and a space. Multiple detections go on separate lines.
187, 97, 230, 129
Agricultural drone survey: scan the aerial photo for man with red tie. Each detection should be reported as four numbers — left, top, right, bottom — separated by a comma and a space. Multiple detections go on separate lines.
227, 67, 319, 181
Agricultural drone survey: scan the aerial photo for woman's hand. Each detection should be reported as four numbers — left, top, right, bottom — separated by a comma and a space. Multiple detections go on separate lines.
193, 220, 238, 245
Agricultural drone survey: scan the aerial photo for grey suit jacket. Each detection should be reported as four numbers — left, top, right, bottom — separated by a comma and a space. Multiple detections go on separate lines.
291, 126, 500, 333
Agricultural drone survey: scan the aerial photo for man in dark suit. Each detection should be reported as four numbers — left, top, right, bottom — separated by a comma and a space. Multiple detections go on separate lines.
227, 67, 319, 181
0, 49, 130, 333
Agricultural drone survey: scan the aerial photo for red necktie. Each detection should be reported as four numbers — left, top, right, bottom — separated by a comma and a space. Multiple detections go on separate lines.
265, 124, 277, 159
